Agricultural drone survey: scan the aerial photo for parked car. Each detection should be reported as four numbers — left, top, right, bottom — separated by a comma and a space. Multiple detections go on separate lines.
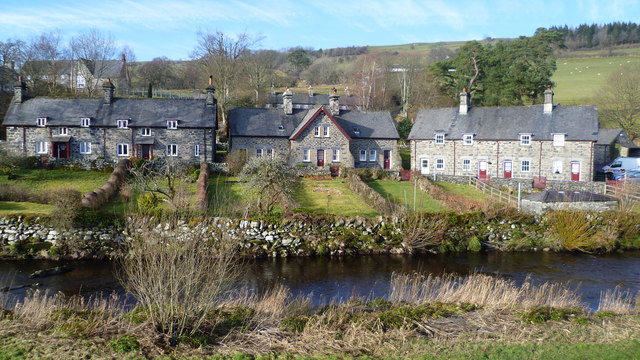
602, 157, 640, 180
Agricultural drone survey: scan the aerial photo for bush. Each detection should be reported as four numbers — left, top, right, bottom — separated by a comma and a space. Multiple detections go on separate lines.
109, 335, 141, 353
226, 150, 247, 176
136, 193, 159, 215
49, 188, 82, 229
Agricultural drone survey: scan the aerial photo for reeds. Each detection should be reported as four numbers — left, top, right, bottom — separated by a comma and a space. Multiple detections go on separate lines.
597, 287, 639, 314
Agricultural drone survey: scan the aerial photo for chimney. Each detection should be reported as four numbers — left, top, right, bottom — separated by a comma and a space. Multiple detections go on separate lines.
206, 75, 216, 107
13, 76, 27, 103
544, 85, 554, 114
459, 88, 470, 115
329, 88, 340, 116
102, 78, 115, 104
308, 86, 313, 97
283, 88, 293, 115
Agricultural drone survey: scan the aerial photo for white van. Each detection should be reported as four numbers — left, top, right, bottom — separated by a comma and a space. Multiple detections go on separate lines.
602, 157, 640, 179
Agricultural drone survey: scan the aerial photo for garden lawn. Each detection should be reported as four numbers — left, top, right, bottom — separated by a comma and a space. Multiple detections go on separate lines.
207, 175, 246, 216
294, 178, 378, 217
435, 182, 488, 202
0, 201, 53, 215
368, 180, 445, 212
0, 169, 110, 194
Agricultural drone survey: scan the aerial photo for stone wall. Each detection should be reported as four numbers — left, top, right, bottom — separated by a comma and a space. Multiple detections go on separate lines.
521, 199, 618, 215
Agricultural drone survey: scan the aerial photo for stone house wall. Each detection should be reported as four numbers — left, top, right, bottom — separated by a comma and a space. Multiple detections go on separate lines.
290, 113, 353, 168
351, 139, 402, 170
411, 138, 595, 181
521, 199, 618, 214
230, 136, 291, 160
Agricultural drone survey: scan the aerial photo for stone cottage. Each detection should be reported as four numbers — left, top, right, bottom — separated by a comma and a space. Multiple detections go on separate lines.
2, 78, 217, 163
408, 88, 599, 182
229, 89, 401, 170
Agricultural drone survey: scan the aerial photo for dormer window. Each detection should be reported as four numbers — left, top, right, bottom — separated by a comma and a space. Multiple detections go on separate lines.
141, 128, 151, 136
353, 127, 360, 136
463, 134, 473, 145
167, 120, 178, 129
278, 125, 285, 131
553, 133, 565, 147
435, 133, 445, 144
117, 119, 129, 129
57, 127, 68, 136
520, 134, 531, 146
36, 117, 47, 127
80, 117, 91, 127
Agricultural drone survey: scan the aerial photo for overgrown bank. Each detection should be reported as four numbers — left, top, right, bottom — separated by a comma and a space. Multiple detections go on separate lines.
1, 209, 640, 259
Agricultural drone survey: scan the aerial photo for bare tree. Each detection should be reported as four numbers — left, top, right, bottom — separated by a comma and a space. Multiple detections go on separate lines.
245, 50, 278, 104
128, 158, 193, 210
21, 31, 64, 94
137, 56, 175, 89
597, 63, 640, 140
0, 38, 26, 68
69, 29, 117, 96
192, 31, 259, 132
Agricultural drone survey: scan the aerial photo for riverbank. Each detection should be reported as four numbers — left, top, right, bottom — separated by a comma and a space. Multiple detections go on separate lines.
1, 209, 639, 260
0, 273, 638, 359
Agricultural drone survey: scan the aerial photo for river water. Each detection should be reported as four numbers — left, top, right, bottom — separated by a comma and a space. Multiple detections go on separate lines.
1, 252, 639, 310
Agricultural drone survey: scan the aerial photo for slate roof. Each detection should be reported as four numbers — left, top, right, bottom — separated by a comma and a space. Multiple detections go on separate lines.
229, 106, 399, 139
596, 129, 623, 145
524, 189, 614, 203
266, 92, 362, 107
3, 97, 216, 128
408, 105, 599, 141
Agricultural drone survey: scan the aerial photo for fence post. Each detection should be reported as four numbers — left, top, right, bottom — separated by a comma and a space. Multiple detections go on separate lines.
517, 183, 521, 211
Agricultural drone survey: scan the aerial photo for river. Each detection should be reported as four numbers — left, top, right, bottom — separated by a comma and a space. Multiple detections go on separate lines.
1, 252, 639, 310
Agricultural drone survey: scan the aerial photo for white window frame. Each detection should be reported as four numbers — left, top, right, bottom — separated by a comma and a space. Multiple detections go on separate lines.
80, 117, 90, 127
436, 158, 445, 170
520, 134, 531, 146
194, 144, 201, 157
435, 133, 445, 144
553, 134, 565, 147
266, 148, 274, 158
141, 128, 152, 136
117, 119, 129, 129
552, 159, 563, 174
332, 149, 340, 162
302, 149, 310, 162
36, 117, 47, 127
79, 141, 91, 154
521, 160, 531, 172
167, 120, 178, 129
57, 127, 68, 136
463, 134, 473, 145
359, 149, 367, 162
323, 125, 330, 137
368, 149, 377, 162
256, 148, 264, 157
167, 144, 178, 157
35, 141, 48, 154
462, 158, 471, 171
314, 126, 321, 137
116, 143, 129, 157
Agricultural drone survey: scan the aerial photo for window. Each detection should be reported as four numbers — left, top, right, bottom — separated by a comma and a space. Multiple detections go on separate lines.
256, 148, 264, 157
117, 119, 128, 129
167, 120, 178, 129
302, 149, 310, 162
332, 149, 340, 162
194, 145, 200, 157
520, 134, 531, 146
463, 134, 473, 145
80, 117, 90, 127
141, 128, 151, 136
462, 159, 471, 171
314, 126, 320, 137
553, 134, 565, 147
167, 144, 178, 156
79, 142, 91, 154
552, 160, 563, 174
521, 160, 531, 172
266, 148, 274, 158
435, 133, 445, 144
35, 141, 47, 154
368, 150, 377, 162
436, 158, 445, 170
36, 117, 47, 127
116, 143, 129, 156
323, 125, 330, 137
57, 127, 68, 136
359, 149, 367, 162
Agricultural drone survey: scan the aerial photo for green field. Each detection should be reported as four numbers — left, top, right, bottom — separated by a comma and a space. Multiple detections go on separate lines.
294, 178, 378, 217
368, 180, 444, 212
435, 182, 488, 202
0, 169, 110, 193
0, 201, 53, 215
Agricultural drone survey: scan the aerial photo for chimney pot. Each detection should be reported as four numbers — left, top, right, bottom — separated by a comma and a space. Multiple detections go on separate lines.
206, 76, 216, 106
13, 76, 27, 103
283, 88, 293, 115
459, 89, 470, 115
544, 85, 554, 114
329, 88, 340, 116
102, 78, 115, 104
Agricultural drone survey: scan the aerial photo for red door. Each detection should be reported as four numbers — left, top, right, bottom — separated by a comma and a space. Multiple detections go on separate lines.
571, 162, 580, 181
503, 161, 512, 178
138, 144, 153, 160
383, 150, 391, 169
53, 142, 70, 159
316, 149, 324, 166
478, 161, 488, 179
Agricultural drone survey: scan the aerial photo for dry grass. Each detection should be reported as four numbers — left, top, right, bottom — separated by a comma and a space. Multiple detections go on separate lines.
597, 287, 639, 314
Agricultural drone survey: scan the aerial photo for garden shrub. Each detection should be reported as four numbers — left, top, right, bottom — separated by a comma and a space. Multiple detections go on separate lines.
226, 150, 247, 175
50, 188, 82, 229
109, 335, 141, 353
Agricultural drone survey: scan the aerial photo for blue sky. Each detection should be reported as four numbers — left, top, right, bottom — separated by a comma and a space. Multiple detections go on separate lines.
1, 0, 639, 61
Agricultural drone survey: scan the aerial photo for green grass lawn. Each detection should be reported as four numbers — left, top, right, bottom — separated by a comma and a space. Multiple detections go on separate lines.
207, 175, 246, 216
368, 180, 444, 212
0, 169, 110, 194
435, 182, 488, 202
294, 179, 378, 217
0, 201, 53, 215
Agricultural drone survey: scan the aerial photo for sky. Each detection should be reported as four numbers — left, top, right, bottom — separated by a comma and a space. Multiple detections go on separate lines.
1, 0, 639, 61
